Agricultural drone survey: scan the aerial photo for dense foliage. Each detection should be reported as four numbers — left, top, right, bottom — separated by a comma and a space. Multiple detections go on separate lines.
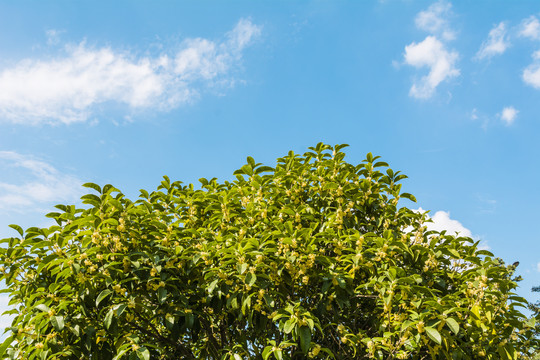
531, 286, 540, 359
0, 143, 537, 359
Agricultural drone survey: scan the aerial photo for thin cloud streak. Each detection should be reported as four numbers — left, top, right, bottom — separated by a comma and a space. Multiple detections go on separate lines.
0, 151, 82, 212
0, 19, 261, 125
475, 22, 510, 60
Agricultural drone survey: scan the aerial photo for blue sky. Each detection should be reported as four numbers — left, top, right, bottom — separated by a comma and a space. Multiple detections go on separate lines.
0, 1, 539, 326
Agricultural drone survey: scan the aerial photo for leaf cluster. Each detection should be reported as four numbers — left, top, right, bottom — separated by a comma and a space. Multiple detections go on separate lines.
0, 143, 537, 359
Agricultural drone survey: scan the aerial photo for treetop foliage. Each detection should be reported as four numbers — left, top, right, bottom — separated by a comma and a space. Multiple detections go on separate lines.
0, 143, 537, 359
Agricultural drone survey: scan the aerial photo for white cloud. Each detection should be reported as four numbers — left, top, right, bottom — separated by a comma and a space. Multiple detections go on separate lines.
0, 151, 82, 212
475, 22, 510, 60
523, 50, 540, 88
0, 18, 261, 125
414, 208, 490, 249
411, 207, 472, 237
415, 1, 455, 41
537, 262, 540, 272
519, 16, 540, 40
404, 36, 460, 98
404, 2, 459, 99
424, 209, 473, 237
499, 106, 518, 125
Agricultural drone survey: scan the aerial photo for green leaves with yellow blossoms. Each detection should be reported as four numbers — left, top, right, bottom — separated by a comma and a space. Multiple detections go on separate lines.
0, 143, 537, 359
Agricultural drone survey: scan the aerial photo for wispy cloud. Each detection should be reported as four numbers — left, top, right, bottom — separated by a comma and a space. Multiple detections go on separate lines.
0, 151, 82, 212
46, 29, 64, 46
0, 152, 82, 337
499, 106, 518, 125
414, 1, 455, 41
404, 1, 459, 99
0, 19, 261, 125
519, 15, 540, 40
523, 50, 540, 88
475, 194, 497, 213
475, 22, 510, 60
470, 108, 488, 129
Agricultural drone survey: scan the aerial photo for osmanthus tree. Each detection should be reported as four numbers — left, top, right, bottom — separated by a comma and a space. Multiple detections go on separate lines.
0, 143, 538, 359
530, 287, 540, 359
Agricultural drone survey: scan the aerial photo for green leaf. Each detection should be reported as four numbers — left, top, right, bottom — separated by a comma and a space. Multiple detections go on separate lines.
35, 304, 50, 312
447, 248, 460, 258
158, 288, 167, 304
115, 304, 127, 317
102, 184, 119, 195
81, 194, 101, 205
185, 313, 195, 328
230, 297, 238, 310
40, 350, 50, 360
498, 345, 510, 359
104, 309, 114, 329
136, 347, 150, 360
298, 326, 311, 354
82, 182, 102, 193
246, 272, 257, 286
51, 315, 64, 331
255, 166, 274, 174
471, 305, 480, 320
238, 263, 248, 275
70, 325, 80, 337
283, 319, 296, 334
373, 161, 389, 168
112, 349, 130, 360
207, 279, 219, 294
262, 346, 273, 360
263, 294, 275, 308
165, 313, 175, 329
0, 336, 14, 356
335, 143, 349, 152
96, 289, 113, 307
241, 164, 253, 176
446, 317, 459, 335
400, 193, 417, 202
8, 224, 23, 237
476, 250, 493, 256
242, 294, 253, 315
139, 189, 149, 199
425, 326, 441, 345
233, 354, 242, 360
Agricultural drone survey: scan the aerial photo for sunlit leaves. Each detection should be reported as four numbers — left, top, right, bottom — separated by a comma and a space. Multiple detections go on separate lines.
445, 317, 459, 335
425, 327, 441, 345
0, 143, 537, 359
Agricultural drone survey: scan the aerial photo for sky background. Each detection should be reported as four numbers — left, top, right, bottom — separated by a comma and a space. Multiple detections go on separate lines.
0, 0, 539, 329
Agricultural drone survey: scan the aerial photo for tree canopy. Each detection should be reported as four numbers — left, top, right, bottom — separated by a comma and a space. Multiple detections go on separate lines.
0, 143, 537, 359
